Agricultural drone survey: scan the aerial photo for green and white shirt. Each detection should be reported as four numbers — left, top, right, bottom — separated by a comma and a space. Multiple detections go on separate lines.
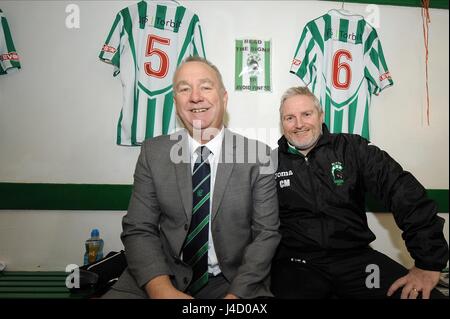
290, 9, 393, 139
99, 1, 206, 146
0, 9, 21, 75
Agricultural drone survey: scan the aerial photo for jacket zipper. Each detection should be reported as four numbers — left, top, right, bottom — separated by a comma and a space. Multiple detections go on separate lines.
304, 155, 327, 248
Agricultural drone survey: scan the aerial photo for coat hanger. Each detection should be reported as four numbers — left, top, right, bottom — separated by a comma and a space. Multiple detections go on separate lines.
338, 1, 352, 15
147, 0, 181, 4
328, 1, 360, 17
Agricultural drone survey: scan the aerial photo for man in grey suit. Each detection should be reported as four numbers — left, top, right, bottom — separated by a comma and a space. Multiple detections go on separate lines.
103, 56, 280, 299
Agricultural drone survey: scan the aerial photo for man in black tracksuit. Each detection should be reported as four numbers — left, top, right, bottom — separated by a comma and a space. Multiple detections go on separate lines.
271, 87, 448, 299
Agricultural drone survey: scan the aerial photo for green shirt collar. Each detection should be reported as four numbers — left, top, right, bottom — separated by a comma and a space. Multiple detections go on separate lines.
287, 142, 302, 156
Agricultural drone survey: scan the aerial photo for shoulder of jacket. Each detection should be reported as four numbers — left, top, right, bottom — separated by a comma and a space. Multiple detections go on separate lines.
141, 130, 185, 151
225, 129, 272, 150
332, 132, 369, 145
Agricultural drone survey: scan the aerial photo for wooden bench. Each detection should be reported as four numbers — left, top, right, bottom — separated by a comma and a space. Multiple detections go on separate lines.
0, 271, 90, 299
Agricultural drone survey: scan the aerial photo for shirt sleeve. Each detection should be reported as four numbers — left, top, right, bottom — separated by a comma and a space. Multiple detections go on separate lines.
290, 24, 317, 86
190, 15, 206, 58
356, 137, 448, 271
363, 28, 393, 96
0, 10, 21, 75
98, 12, 123, 77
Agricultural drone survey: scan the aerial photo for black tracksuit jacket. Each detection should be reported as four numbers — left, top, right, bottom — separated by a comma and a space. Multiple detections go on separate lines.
275, 125, 448, 271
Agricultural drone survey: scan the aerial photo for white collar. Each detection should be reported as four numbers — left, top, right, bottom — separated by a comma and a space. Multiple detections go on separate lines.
188, 127, 225, 158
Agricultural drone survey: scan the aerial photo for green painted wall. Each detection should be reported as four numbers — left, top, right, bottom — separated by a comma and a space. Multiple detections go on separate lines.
0, 183, 448, 212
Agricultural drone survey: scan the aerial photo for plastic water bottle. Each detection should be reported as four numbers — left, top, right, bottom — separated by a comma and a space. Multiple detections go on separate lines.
83, 229, 104, 265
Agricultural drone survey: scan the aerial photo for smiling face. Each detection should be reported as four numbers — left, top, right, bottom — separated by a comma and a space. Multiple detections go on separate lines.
173, 61, 228, 143
281, 94, 324, 155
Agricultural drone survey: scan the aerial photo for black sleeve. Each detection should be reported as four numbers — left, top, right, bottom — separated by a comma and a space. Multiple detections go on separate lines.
355, 137, 448, 271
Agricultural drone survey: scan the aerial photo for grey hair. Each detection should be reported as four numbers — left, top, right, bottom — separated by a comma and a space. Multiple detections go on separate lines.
173, 56, 226, 91
279, 86, 323, 118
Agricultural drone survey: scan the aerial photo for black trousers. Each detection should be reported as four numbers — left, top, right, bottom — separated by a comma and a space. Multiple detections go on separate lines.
270, 247, 446, 299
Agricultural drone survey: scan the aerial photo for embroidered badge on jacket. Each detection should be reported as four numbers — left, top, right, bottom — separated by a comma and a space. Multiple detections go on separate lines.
331, 162, 344, 186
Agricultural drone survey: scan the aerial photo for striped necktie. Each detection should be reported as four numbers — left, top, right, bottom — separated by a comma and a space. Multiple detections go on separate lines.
183, 146, 211, 294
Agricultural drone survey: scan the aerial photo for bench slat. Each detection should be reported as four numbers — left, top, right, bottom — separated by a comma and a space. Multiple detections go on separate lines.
0, 271, 91, 299
0, 271, 67, 277
0, 292, 76, 299
0, 286, 70, 293
0, 281, 66, 287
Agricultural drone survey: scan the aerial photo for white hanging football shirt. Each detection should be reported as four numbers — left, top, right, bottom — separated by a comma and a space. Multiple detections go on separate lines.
290, 9, 393, 139
99, 1, 206, 146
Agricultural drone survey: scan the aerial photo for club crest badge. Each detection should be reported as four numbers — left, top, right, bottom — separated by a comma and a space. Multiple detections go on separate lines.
196, 189, 204, 197
331, 162, 344, 186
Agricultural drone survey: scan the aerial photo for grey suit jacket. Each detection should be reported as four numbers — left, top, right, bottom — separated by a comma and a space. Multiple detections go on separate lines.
113, 128, 280, 298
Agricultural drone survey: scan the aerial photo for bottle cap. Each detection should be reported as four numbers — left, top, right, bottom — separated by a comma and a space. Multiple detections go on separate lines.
91, 228, 100, 237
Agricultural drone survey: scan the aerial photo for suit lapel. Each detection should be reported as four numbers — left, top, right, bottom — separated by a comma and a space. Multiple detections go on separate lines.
173, 130, 192, 219
175, 162, 192, 219
211, 129, 235, 221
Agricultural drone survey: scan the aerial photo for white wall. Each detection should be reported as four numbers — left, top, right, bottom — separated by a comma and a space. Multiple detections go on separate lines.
0, 211, 447, 271
0, 1, 448, 270
0, 210, 124, 270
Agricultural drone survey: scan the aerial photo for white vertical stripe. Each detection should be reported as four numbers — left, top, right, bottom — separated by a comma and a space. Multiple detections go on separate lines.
353, 95, 366, 136
135, 92, 147, 143
120, 72, 136, 145
347, 16, 358, 44
329, 103, 335, 133
341, 106, 349, 133
153, 95, 164, 136
168, 101, 177, 133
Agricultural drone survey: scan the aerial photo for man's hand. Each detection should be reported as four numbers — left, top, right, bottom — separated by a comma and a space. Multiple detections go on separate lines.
387, 266, 441, 299
145, 275, 194, 299
224, 293, 239, 299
